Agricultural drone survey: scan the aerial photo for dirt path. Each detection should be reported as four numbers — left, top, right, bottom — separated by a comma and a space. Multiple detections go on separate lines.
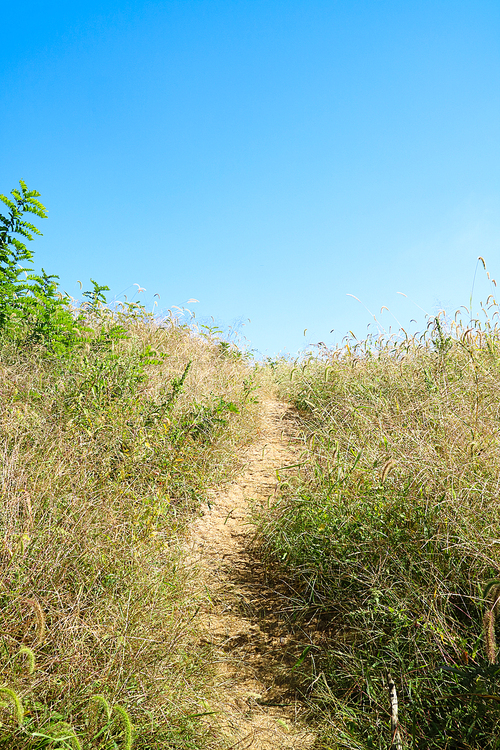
187, 399, 316, 749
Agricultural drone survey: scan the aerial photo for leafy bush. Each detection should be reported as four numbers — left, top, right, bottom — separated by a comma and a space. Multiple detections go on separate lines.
0, 181, 80, 351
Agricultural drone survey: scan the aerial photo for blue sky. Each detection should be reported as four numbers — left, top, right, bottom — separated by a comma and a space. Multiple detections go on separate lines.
1, 0, 499, 355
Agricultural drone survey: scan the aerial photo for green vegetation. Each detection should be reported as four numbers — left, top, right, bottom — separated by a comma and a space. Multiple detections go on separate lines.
4, 180, 500, 748
258, 309, 500, 748
0, 183, 257, 748
0, 181, 78, 352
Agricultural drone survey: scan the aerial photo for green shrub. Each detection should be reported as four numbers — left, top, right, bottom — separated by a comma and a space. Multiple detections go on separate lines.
0, 181, 80, 351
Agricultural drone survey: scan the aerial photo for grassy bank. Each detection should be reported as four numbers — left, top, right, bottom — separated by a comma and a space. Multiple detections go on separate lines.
5, 181, 500, 748
258, 316, 500, 748
0, 305, 257, 748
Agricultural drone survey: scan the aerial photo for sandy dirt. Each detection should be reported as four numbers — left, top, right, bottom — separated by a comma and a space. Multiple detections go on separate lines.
186, 399, 316, 749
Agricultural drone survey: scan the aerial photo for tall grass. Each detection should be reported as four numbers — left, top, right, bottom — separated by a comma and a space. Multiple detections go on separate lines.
0, 304, 257, 748
258, 306, 500, 748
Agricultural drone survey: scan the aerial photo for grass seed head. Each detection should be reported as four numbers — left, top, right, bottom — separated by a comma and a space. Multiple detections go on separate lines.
381, 458, 395, 483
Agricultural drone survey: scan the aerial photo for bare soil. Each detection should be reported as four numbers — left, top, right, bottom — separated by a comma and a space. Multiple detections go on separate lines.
186, 399, 316, 749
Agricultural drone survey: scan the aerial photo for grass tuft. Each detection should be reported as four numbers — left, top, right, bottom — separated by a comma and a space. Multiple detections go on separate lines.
258, 309, 500, 748
0, 305, 257, 748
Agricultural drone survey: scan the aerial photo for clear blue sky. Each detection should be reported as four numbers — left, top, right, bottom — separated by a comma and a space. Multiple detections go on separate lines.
1, 1, 499, 356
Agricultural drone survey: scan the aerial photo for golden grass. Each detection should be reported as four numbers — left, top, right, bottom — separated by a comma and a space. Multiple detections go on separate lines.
0, 310, 258, 748
257, 311, 500, 748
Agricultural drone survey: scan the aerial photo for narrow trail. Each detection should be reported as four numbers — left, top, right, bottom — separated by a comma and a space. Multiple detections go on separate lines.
187, 399, 316, 749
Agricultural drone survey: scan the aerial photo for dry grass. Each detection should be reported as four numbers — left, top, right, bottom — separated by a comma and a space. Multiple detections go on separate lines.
0, 309, 258, 748
257, 310, 500, 748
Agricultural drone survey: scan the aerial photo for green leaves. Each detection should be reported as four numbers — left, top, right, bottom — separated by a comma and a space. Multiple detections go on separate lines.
0, 179, 47, 261
0, 181, 47, 330
82, 278, 110, 311
0, 180, 72, 346
0, 181, 108, 352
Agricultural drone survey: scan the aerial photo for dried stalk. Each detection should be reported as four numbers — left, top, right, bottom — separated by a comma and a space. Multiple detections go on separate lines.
482, 580, 500, 664
387, 673, 403, 750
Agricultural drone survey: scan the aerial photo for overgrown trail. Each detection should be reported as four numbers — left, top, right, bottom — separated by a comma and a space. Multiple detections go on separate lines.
187, 399, 316, 749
